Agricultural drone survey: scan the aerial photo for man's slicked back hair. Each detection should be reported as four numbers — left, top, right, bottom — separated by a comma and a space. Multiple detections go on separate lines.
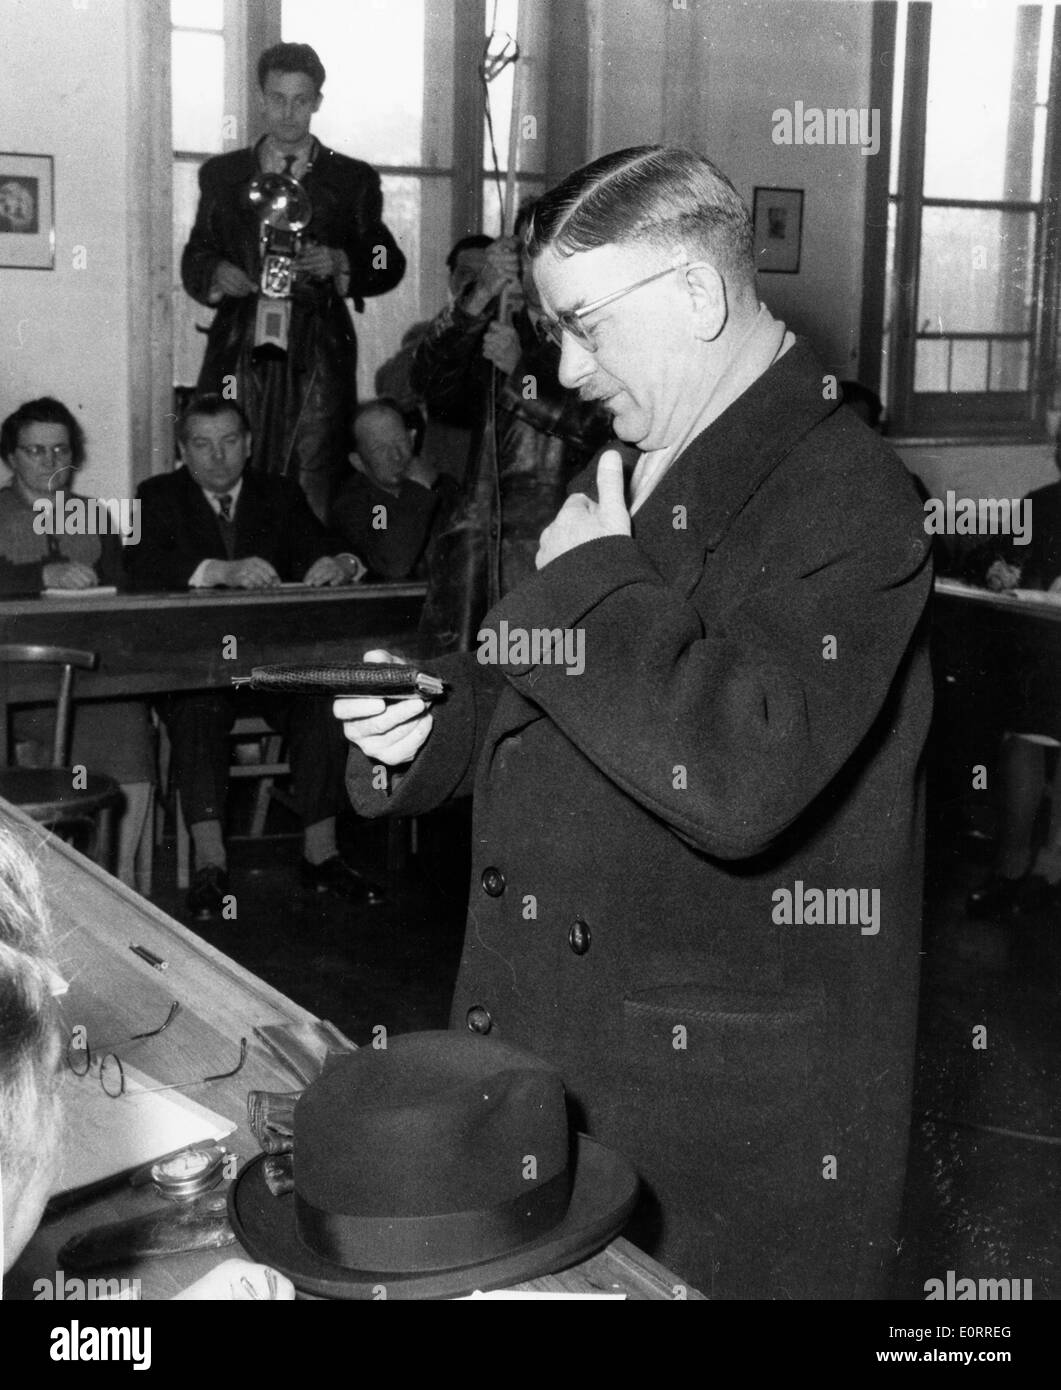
525, 145, 755, 286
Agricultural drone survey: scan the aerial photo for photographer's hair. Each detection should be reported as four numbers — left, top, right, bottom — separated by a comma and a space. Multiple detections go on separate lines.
0, 831, 62, 1197
525, 145, 755, 290
257, 41, 326, 93
0, 397, 86, 469
177, 393, 252, 446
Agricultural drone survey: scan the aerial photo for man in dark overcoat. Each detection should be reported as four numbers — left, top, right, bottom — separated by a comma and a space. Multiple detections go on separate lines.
334, 146, 933, 1299
181, 42, 405, 521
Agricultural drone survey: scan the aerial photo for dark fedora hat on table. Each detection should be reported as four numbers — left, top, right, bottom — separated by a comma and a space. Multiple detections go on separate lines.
229, 1030, 639, 1299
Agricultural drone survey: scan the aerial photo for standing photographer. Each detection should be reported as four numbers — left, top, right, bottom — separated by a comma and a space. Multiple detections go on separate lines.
181, 41, 405, 521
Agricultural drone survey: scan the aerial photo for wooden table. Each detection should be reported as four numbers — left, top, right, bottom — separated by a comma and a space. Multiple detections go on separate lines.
1, 799, 704, 1301
0, 583, 427, 755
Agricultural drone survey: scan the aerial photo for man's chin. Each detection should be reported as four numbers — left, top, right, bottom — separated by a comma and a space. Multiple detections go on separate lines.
608, 405, 648, 446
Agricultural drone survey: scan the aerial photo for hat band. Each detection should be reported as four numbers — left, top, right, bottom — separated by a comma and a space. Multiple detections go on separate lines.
295, 1168, 571, 1274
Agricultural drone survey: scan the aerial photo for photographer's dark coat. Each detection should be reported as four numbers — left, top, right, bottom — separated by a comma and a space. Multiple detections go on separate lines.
346, 342, 933, 1299
181, 139, 405, 517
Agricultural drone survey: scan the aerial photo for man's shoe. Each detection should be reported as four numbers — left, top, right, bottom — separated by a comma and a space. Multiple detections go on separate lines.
187, 864, 230, 919
300, 856, 386, 906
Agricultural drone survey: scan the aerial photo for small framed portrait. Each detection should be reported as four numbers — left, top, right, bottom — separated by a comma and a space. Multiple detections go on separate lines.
0, 153, 55, 269
752, 187, 803, 275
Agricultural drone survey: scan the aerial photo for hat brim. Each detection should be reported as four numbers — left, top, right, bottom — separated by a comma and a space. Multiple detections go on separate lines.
227, 1134, 639, 1299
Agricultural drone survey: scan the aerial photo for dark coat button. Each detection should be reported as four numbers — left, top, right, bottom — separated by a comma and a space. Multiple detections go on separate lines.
568, 919, 591, 955
481, 866, 506, 897
466, 1005, 492, 1034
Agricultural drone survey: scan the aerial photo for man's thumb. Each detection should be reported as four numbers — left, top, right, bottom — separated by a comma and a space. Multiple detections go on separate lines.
596, 449, 629, 517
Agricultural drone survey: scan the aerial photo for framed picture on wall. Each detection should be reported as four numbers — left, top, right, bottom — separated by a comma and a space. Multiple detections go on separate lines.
752, 187, 803, 274
0, 153, 55, 270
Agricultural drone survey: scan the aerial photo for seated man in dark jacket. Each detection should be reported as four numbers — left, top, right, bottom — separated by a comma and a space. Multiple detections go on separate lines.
330, 399, 457, 581
127, 393, 380, 917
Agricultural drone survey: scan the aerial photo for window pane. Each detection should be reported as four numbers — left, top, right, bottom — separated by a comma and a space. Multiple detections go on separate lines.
172, 30, 225, 152
916, 207, 1036, 335
950, 339, 989, 393
923, 3, 1045, 200
989, 339, 1030, 393
171, 0, 223, 29
914, 339, 948, 394
281, 0, 427, 166
173, 160, 210, 387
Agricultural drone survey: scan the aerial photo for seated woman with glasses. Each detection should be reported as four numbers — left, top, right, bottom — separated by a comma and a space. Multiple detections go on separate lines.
0, 826, 291, 1298
0, 397, 155, 890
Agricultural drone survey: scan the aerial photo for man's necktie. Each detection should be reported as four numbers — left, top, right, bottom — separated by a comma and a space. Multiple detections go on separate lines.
283, 154, 296, 175
216, 493, 236, 559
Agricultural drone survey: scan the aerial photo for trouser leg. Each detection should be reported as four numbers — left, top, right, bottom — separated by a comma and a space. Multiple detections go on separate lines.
156, 692, 235, 828
256, 693, 347, 828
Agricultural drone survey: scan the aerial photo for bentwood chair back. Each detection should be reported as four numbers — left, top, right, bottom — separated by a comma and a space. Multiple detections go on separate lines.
0, 643, 122, 866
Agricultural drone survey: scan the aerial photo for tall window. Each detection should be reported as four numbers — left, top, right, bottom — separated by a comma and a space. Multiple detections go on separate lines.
882, 1, 1061, 439
170, 0, 246, 389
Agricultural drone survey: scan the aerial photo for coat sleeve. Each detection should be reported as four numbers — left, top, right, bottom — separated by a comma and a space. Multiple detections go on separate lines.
276, 480, 338, 579
339, 167, 406, 304
487, 522, 932, 862
410, 301, 492, 425
96, 532, 128, 589
180, 162, 227, 307
126, 483, 201, 592
0, 555, 45, 596
344, 653, 508, 819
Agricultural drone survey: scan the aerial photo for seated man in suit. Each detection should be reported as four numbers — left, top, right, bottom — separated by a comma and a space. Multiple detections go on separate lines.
330, 399, 457, 581
127, 393, 382, 918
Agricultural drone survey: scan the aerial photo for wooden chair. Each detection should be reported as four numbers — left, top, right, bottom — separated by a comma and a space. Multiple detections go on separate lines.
0, 644, 122, 866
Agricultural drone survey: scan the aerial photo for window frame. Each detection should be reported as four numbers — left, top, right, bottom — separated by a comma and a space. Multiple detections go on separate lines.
875, 0, 1061, 443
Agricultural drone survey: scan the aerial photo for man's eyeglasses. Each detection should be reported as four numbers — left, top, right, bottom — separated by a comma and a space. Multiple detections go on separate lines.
66, 1001, 248, 1098
537, 260, 703, 353
17, 443, 73, 462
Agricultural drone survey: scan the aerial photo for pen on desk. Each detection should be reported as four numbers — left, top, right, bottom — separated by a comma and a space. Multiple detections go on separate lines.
130, 944, 168, 971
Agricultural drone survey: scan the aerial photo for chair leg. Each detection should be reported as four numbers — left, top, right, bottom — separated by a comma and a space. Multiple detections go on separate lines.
248, 734, 283, 837
176, 790, 191, 890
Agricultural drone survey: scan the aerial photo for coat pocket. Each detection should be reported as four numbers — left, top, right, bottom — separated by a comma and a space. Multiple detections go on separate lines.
622, 981, 828, 1089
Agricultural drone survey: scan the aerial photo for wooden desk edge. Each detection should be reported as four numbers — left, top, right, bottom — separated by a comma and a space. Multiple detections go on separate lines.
0, 799, 705, 1303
